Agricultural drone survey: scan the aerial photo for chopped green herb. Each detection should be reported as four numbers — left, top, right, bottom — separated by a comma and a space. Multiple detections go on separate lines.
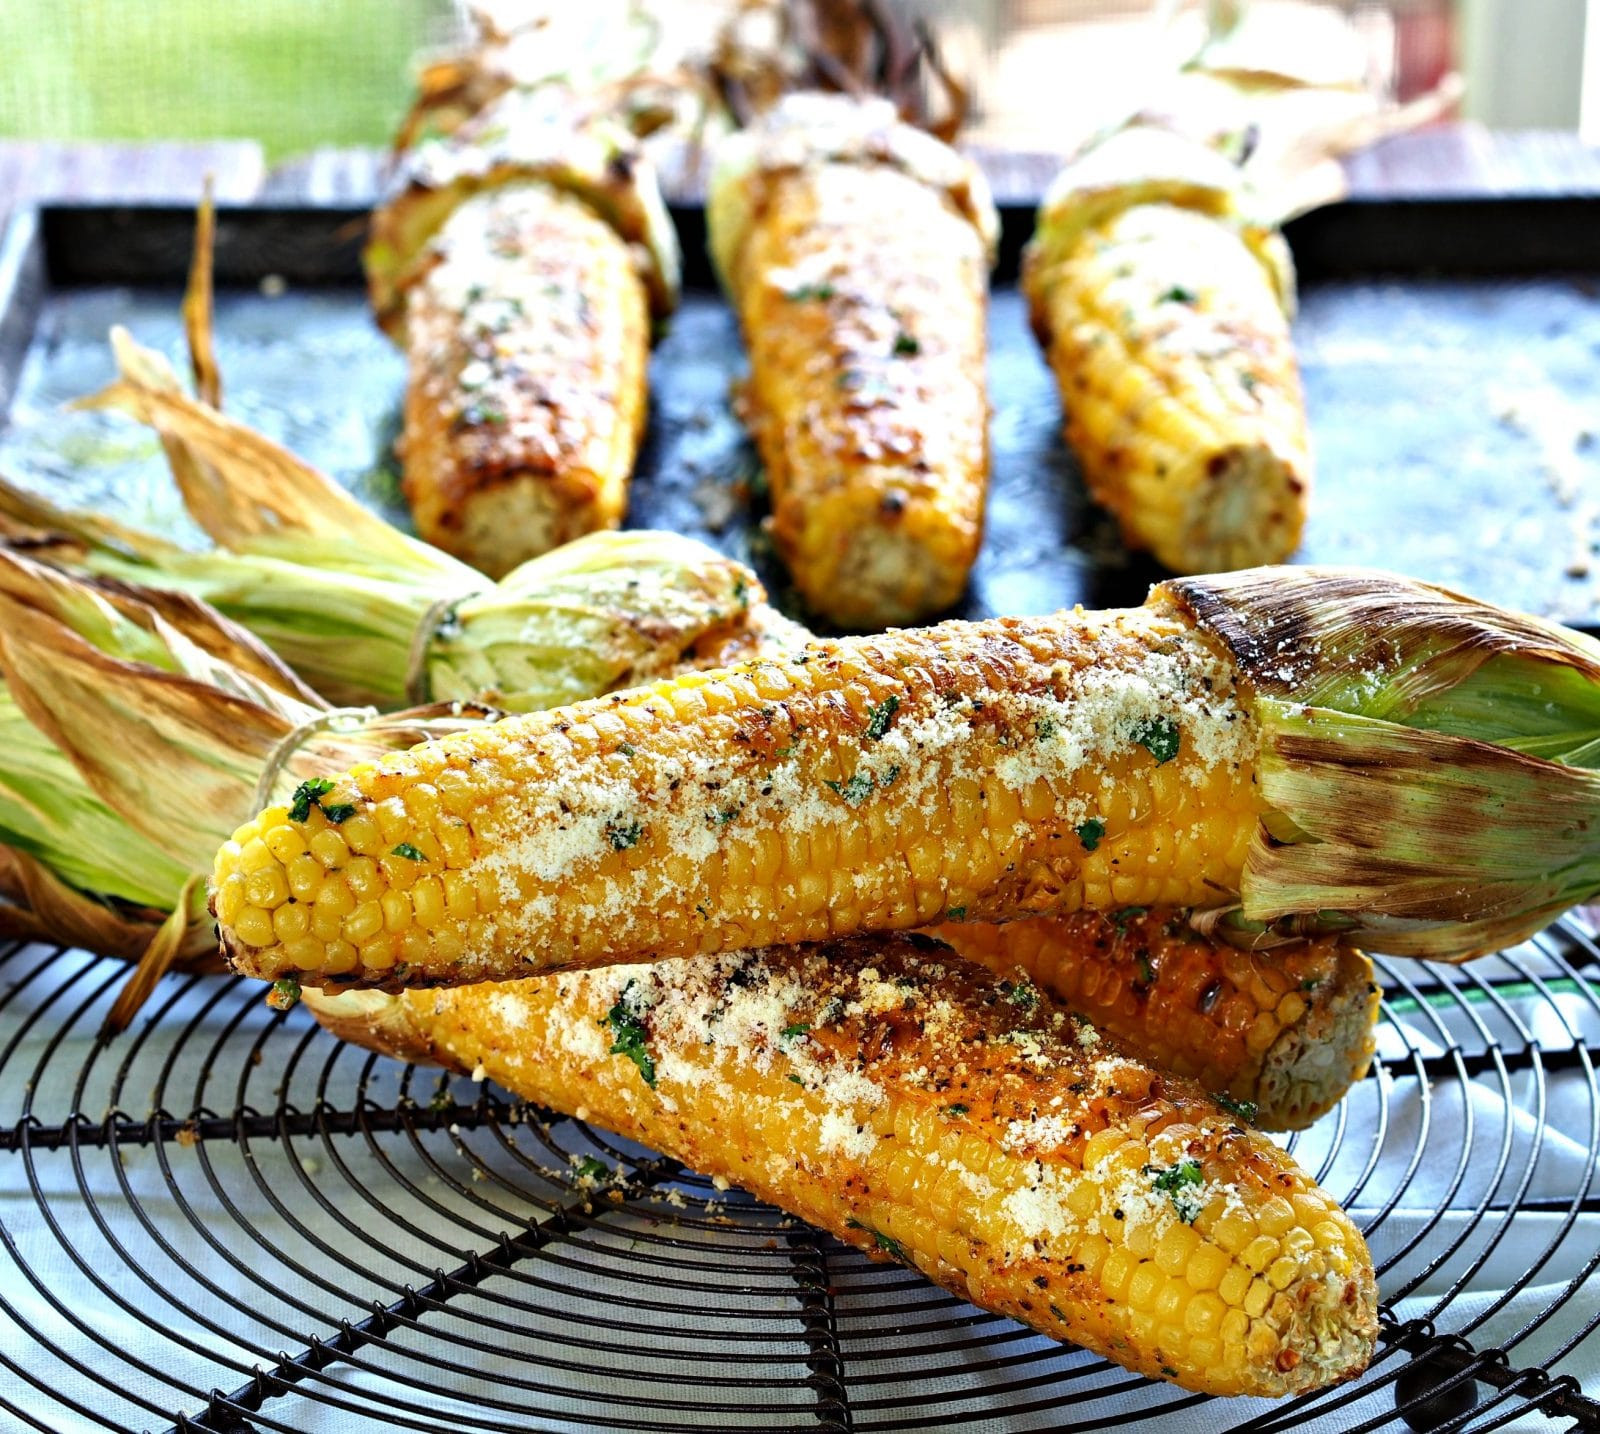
428, 1087, 453, 1112
572, 1155, 609, 1182
320, 803, 356, 825
780, 1022, 811, 1043
824, 773, 876, 806
733, 576, 749, 608
863, 695, 900, 741
846, 1218, 908, 1262
1239, 371, 1258, 394
602, 980, 656, 1087
1301, 977, 1323, 993
459, 401, 508, 427
1144, 1158, 1206, 1223
710, 806, 740, 826
1134, 951, 1156, 988
1160, 285, 1198, 305
892, 330, 920, 357
785, 282, 836, 302
787, 1074, 805, 1086
880, 764, 903, 788
606, 818, 644, 851
1000, 979, 1039, 1012
617, 742, 635, 757
1212, 1092, 1259, 1123
1035, 715, 1059, 740
267, 976, 301, 1011
944, 906, 967, 922
288, 777, 334, 823
1112, 905, 1149, 936
1075, 818, 1105, 852
1160, 1365, 1179, 1378
942, 1103, 970, 1118
391, 843, 427, 862
819, 996, 847, 1025
1131, 716, 1181, 764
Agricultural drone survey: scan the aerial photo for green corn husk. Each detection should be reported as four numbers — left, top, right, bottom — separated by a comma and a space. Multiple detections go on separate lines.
0, 330, 755, 713
0, 538, 784, 1029
1165, 567, 1600, 959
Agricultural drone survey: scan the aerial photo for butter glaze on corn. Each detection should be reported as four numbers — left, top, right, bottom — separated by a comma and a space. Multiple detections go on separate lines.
214, 596, 1260, 986
934, 909, 1379, 1131
307, 936, 1375, 1396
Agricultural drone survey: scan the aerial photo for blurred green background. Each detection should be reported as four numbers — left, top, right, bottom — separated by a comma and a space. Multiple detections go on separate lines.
0, 0, 455, 160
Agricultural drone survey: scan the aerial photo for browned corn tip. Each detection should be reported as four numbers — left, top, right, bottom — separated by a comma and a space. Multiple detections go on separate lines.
935, 909, 1379, 1130
732, 163, 990, 627
1027, 203, 1310, 573
400, 184, 650, 577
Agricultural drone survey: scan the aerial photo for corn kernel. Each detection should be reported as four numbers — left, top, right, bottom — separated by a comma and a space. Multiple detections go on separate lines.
443, 871, 476, 920
273, 903, 310, 941
439, 822, 473, 867
345, 901, 384, 944
316, 884, 355, 919
284, 937, 322, 970
263, 826, 306, 864
1185, 1291, 1225, 1337
381, 891, 412, 933
323, 939, 358, 975
287, 854, 323, 901
359, 937, 397, 971
244, 867, 290, 911
311, 905, 345, 942
1186, 1243, 1229, 1293
413, 876, 446, 929
345, 856, 381, 902
214, 875, 247, 925
238, 838, 275, 875
309, 830, 350, 869
339, 813, 381, 856
232, 906, 275, 948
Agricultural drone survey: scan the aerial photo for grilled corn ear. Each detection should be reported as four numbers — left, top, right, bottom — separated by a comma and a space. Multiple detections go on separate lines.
400, 183, 650, 576
1024, 128, 1309, 572
217, 566, 1600, 984
369, 86, 678, 575
216, 594, 1262, 984
933, 909, 1379, 1131
710, 95, 997, 628
305, 934, 1376, 1396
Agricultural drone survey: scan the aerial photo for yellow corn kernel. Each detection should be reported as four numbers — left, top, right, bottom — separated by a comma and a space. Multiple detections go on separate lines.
344, 901, 385, 944
339, 813, 382, 856
272, 904, 310, 942
263, 826, 306, 864
345, 856, 381, 902
381, 891, 412, 933
309, 830, 350, 869
237, 839, 275, 875
412, 876, 446, 929
243, 867, 290, 911
322, 939, 358, 976
232, 906, 275, 948
286, 854, 324, 902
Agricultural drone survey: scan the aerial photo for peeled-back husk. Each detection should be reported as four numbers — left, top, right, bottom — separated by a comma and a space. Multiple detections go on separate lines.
1165, 567, 1600, 959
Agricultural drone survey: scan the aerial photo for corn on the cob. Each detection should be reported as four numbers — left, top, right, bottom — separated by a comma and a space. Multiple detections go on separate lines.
1023, 127, 1309, 573
398, 183, 651, 577
304, 934, 1376, 1396
709, 94, 997, 629
368, 86, 679, 575
932, 909, 1379, 1131
216, 566, 1600, 984
216, 590, 1260, 984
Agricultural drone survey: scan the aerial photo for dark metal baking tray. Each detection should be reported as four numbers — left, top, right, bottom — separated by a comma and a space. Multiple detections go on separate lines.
2, 194, 1599, 1434
1, 195, 1598, 631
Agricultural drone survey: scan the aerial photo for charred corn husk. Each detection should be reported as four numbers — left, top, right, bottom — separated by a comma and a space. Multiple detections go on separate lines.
217, 565, 1600, 986
369, 85, 680, 575
304, 935, 1377, 1396
709, 94, 997, 628
932, 909, 1379, 1131
1024, 128, 1309, 573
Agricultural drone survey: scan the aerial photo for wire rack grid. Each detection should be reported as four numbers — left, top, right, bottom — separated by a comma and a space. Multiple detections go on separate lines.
2, 914, 1600, 1434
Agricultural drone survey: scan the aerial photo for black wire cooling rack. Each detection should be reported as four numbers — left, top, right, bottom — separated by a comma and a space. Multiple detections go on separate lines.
3, 920, 1600, 1434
